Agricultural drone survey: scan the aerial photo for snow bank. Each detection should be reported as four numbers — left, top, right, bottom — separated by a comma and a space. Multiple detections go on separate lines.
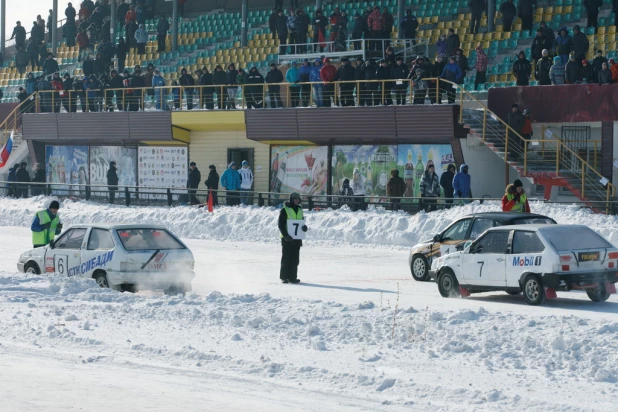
1, 197, 618, 247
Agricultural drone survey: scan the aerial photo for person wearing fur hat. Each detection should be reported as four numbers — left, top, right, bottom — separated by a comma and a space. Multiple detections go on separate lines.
31, 200, 63, 248
278, 192, 308, 283
502, 180, 530, 212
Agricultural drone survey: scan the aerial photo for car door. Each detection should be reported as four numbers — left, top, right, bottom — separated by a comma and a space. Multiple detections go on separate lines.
81, 228, 117, 278
435, 218, 473, 257
506, 230, 546, 287
461, 230, 511, 287
45, 228, 87, 277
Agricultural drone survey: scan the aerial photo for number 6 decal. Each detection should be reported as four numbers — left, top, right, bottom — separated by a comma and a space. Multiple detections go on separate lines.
55, 255, 68, 275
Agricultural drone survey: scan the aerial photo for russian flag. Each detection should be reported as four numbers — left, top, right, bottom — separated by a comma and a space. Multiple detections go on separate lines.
0, 131, 14, 168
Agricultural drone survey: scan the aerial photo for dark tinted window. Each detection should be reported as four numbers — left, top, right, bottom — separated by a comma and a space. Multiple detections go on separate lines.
470, 218, 494, 240
55, 228, 87, 250
88, 229, 115, 250
512, 231, 545, 254
474, 231, 510, 254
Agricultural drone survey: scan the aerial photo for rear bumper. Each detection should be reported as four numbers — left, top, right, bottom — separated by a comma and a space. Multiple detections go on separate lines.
542, 271, 618, 290
106, 270, 195, 289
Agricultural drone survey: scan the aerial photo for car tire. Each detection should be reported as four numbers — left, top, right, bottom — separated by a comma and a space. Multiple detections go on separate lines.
93, 271, 110, 289
24, 261, 41, 275
121, 284, 138, 293
523, 274, 546, 305
437, 268, 460, 298
410, 254, 430, 282
586, 283, 610, 302
164, 285, 186, 296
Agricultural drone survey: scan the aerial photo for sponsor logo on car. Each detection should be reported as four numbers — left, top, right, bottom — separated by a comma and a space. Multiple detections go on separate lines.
45, 256, 55, 273
512, 256, 542, 267
67, 251, 114, 277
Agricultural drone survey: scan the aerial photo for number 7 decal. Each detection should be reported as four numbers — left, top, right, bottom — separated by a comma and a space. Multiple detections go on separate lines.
477, 261, 484, 277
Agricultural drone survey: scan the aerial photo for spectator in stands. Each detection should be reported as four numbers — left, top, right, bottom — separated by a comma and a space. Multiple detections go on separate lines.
63, 21, 77, 47
507, 104, 525, 158
440, 57, 462, 103
376, 59, 393, 105
299, 59, 311, 107
10, 22, 27, 49
150, 69, 165, 110
126, 19, 138, 50
446, 28, 460, 59
134, 24, 148, 55
367, 7, 384, 52
554, 27, 573, 65
188, 162, 201, 205
178, 0, 187, 18
549, 56, 566, 85
513, 51, 532, 86
199, 68, 214, 110
565, 54, 580, 84
135, 2, 146, 24
420, 164, 440, 212
46, 11, 52, 43
15, 47, 29, 75
531, 28, 551, 67
430, 56, 445, 104
116, 37, 128, 73
85, 74, 102, 112
61, 73, 74, 112
93, 52, 106, 77
269, 8, 278, 39
469, 0, 485, 35
329, 7, 342, 45
354, 58, 366, 106
386, 169, 406, 210
580, 60, 594, 84
226, 63, 239, 109
266, 63, 284, 108
129, 66, 145, 111
309, 58, 323, 107
312, 9, 328, 52
295, 9, 309, 53
50, 73, 64, 113
382, 7, 394, 49
42, 53, 59, 78
340, 11, 349, 39
179, 68, 195, 110
334, 25, 347, 52
144, 63, 156, 104
518, 0, 535, 33
440, 164, 456, 205
598, 62, 613, 85
611, 59, 618, 83
100, 72, 113, 112
117, 1, 129, 23
246, 66, 264, 109
352, 13, 364, 50
338, 57, 356, 107
364, 58, 379, 106
474, 45, 488, 90
156, 16, 170, 53
80, 2, 92, 20
591, 50, 607, 80
107, 69, 123, 111
82, 54, 94, 77
285, 62, 301, 108
276, 10, 289, 55
170, 80, 180, 109
38, 75, 53, 113
65, 3, 77, 23
361, 6, 373, 47
384, 46, 396, 67
287, 9, 298, 54
320, 58, 338, 107
25, 72, 38, 99
572, 25, 589, 63
535, 49, 553, 86
584, 0, 602, 34
31, 21, 44, 46
212, 65, 226, 109
72, 75, 86, 112
18, 87, 28, 111
125, 4, 136, 24
38, 41, 49, 67
205, 165, 219, 206
539, 21, 555, 44
454, 48, 469, 85
411, 67, 428, 105
500, 0, 517, 32
436, 35, 447, 59
401, 10, 418, 46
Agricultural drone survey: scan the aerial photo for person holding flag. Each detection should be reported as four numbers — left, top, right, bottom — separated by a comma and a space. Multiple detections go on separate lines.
278, 192, 308, 284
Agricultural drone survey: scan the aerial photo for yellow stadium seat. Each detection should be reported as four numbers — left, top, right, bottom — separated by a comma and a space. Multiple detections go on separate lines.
536, 7, 544, 14
554, 6, 563, 14
598, 27, 606, 35
431, 16, 439, 24
565, 6, 572, 12
609, 26, 616, 34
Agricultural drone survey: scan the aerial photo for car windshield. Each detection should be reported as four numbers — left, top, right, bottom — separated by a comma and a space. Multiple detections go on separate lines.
540, 226, 612, 251
116, 228, 185, 251
512, 217, 556, 225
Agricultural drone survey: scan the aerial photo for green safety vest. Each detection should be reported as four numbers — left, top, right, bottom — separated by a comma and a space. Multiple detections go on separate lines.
506, 193, 527, 212
281, 206, 304, 238
32, 209, 60, 246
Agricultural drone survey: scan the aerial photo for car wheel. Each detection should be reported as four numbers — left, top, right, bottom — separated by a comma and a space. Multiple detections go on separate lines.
437, 268, 460, 298
586, 283, 610, 302
24, 261, 41, 275
523, 274, 546, 305
94, 271, 110, 289
121, 284, 137, 293
410, 254, 429, 282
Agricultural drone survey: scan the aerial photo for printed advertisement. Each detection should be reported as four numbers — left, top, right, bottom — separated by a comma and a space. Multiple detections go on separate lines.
270, 146, 328, 200
396, 144, 455, 199
138, 147, 188, 199
89, 146, 137, 197
332, 145, 397, 197
45, 145, 89, 196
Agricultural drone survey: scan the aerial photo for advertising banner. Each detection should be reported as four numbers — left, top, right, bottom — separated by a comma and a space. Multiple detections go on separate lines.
45, 145, 89, 196
89, 146, 137, 197
332, 145, 397, 198
138, 147, 188, 199
270, 146, 328, 200
396, 144, 455, 199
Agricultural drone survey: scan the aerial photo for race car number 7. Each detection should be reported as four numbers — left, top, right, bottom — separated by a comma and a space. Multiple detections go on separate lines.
477, 261, 484, 277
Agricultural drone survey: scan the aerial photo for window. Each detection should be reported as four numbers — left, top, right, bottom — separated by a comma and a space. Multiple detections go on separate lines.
512, 231, 545, 254
87, 229, 115, 250
442, 219, 472, 242
540, 226, 612, 251
54, 228, 88, 250
512, 217, 556, 225
474, 231, 510, 254
116, 228, 186, 251
470, 218, 494, 240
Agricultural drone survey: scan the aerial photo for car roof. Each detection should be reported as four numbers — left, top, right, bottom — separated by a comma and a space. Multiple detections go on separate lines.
66, 224, 171, 230
461, 212, 556, 223
485, 224, 582, 232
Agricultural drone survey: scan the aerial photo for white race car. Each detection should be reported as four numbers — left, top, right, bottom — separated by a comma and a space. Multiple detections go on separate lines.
18, 224, 195, 294
430, 224, 618, 305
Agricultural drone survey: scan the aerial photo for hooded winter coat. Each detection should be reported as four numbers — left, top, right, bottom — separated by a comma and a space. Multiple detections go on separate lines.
286, 65, 300, 87
440, 62, 463, 82
386, 170, 406, 197
571, 26, 589, 57
134, 25, 148, 44
554, 28, 573, 56
25, 74, 38, 95
565, 59, 580, 84
220, 163, 241, 191
440, 165, 456, 198
420, 169, 440, 197
549, 57, 566, 84
205, 167, 219, 190
452, 164, 471, 198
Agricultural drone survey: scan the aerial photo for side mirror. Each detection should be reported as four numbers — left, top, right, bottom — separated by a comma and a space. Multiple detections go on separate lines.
433, 234, 441, 242
473, 244, 483, 254
49, 241, 55, 249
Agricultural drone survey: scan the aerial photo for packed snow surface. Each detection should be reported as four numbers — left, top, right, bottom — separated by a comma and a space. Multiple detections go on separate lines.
1, 197, 618, 411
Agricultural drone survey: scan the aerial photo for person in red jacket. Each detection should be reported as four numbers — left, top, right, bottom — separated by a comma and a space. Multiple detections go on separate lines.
367, 6, 383, 51
502, 179, 531, 212
125, 5, 136, 24
320, 58, 338, 107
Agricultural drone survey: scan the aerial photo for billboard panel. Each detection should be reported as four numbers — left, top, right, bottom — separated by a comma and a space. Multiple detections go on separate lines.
332, 145, 398, 198
396, 144, 455, 199
45, 145, 89, 196
138, 146, 188, 199
89, 146, 137, 197
270, 146, 329, 200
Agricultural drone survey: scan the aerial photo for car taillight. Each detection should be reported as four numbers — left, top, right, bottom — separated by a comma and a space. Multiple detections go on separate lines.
608, 252, 618, 259
560, 255, 572, 262
561, 265, 570, 271
560, 255, 571, 272
609, 262, 615, 268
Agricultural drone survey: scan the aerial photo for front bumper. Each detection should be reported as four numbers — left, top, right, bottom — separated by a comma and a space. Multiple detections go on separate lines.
428, 270, 438, 281
542, 270, 618, 290
17, 262, 25, 273
106, 270, 195, 289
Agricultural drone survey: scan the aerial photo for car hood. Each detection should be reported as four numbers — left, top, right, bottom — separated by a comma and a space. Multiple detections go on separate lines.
410, 239, 434, 253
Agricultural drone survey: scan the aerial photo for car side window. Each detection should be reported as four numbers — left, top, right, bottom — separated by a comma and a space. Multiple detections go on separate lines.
512, 231, 545, 254
474, 231, 510, 254
87, 229, 115, 250
442, 219, 472, 242
470, 218, 494, 240
55, 228, 88, 250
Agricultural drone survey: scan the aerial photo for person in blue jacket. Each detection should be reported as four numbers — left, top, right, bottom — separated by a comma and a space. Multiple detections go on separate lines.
309, 58, 323, 107
152, 69, 167, 110
220, 162, 241, 206
84, 74, 101, 112
440, 56, 463, 103
452, 164, 472, 204
285, 61, 301, 107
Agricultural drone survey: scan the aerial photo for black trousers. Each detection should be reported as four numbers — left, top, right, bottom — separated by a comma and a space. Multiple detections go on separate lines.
521, 14, 533, 32
503, 18, 513, 32
280, 239, 301, 281
157, 34, 166, 52
226, 191, 239, 206
323, 83, 335, 107
340, 85, 354, 106
189, 189, 199, 205
137, 43, 146, 54
516, 76, 529, 86
421, 196, 438, 212
208, 189, 219, 206
474, 71, 486, 90
587, 11, 599, 31
471, 12, 482, 34
290, 87, 300, 107
109, 189, 117, 204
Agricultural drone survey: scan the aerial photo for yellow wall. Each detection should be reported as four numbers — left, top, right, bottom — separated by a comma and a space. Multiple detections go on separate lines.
189, 130, 271, 192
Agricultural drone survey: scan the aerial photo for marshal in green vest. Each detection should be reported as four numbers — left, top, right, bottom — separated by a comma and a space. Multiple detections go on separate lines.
506, 193, 527, 212
280, 206, 304, 238
32, 209, 61, 246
